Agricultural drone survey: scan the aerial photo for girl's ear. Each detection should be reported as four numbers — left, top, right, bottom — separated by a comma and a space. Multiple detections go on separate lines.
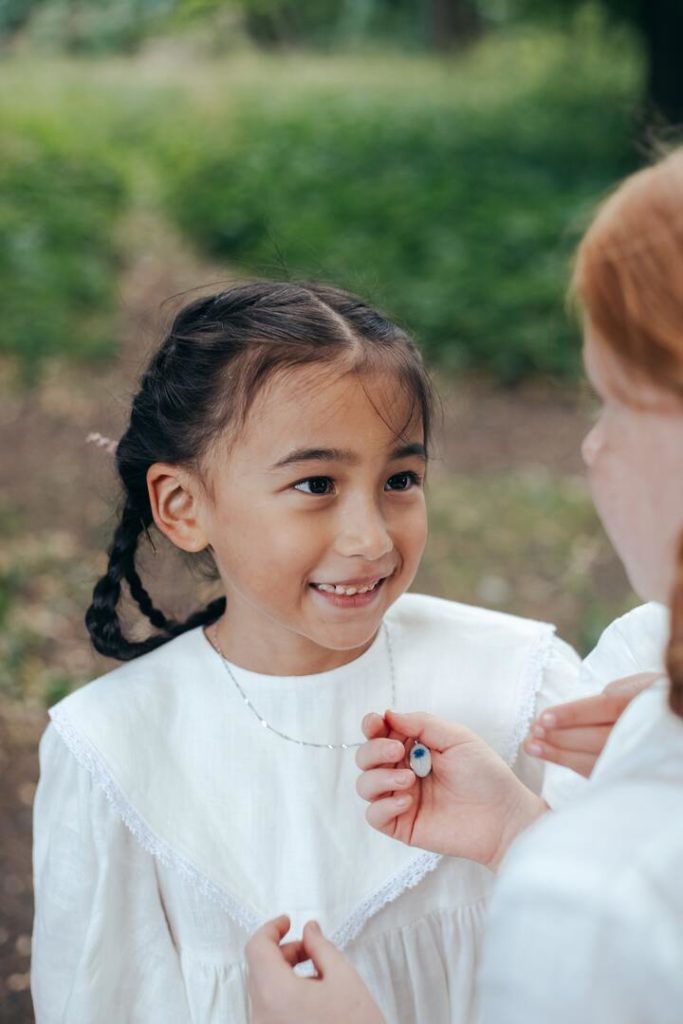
146, 463, 209, 553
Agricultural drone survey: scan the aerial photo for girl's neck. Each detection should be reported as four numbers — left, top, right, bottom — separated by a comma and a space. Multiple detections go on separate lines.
209, 616, 376, 677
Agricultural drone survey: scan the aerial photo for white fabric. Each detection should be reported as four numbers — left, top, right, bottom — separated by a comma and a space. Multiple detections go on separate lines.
479, 602, 683, 1024
32, 593, 589, 1024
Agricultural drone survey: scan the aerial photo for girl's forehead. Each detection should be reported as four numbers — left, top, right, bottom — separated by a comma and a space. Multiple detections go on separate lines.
241, 364, 423, 456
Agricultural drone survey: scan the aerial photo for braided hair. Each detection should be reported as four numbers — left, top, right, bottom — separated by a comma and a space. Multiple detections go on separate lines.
86, 280, 434, 661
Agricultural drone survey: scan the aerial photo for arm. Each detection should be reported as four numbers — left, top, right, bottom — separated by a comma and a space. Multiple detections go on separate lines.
32, 725, 190, 1023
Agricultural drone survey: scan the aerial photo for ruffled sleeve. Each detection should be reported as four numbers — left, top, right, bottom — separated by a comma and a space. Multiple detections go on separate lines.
32, 724, 191, 1024
514, 635, 598, 809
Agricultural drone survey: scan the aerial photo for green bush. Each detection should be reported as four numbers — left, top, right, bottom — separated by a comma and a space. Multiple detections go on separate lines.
0, 130, 126, 378
164, 39, 638, 379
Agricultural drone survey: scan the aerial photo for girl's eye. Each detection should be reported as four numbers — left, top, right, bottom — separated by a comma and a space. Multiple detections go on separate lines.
293, 476, 335, 496
385, 471, 422, 492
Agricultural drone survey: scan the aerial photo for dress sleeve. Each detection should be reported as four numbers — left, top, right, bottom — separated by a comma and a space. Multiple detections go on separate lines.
514, 635, 599, 808
580, 602, 668, 690
32, 724, 191, 1024
532, 606, 669, 808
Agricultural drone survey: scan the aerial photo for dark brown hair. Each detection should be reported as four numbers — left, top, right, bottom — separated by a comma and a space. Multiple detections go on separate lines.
85, 280, 434, 661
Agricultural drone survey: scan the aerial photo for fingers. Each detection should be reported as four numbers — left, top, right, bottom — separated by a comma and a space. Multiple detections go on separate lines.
245, 915, 294, 982
301, 921, 348, 978
356, 736, 406, 771
278, 940, 310, 969
365, 792, 413, 833
603, 671, 661, 697
361, 712, 389, 741
534, 691, 632, 731
522, 739, 597, 778
356, 767, 416, 802
385, 710, 471, 752
534, 672, 660, 732
527, 723, 612, 755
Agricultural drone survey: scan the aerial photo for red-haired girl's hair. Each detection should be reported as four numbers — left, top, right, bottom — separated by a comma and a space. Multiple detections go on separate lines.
572, 148, 683, 717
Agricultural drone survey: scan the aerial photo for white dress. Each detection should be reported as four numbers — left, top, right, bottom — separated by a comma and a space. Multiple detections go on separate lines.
479, 602, 683, 1024
32, 593, 590, 1024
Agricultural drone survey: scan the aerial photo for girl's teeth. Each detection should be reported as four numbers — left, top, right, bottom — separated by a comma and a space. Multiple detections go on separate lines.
316, 581, 379, 595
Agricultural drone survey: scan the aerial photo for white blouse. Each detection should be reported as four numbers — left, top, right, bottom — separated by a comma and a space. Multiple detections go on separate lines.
479, 602, 683, 1024
32, 593, 591, 1024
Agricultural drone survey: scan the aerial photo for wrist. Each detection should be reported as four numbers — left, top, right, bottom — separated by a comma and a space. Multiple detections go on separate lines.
488, 792, 549, 872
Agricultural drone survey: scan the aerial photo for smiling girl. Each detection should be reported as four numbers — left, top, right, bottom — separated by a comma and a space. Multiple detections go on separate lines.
31, 282, 587, 1023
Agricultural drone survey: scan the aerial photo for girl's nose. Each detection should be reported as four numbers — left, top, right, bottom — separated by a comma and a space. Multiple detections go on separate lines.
335, 504, 393, 561
581, 420, 603, 468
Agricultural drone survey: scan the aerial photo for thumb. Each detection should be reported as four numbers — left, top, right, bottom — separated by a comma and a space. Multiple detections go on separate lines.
301, 921, 346, 977
385, 709, 473, 753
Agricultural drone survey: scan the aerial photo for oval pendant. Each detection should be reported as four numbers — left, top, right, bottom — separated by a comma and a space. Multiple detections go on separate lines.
409, 742, 432, 778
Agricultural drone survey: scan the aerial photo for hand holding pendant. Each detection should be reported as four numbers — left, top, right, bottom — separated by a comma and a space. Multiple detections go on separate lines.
356, 710, 547, 870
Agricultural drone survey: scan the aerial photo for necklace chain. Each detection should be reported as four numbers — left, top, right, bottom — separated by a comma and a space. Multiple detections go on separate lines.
209, 622, 396, 750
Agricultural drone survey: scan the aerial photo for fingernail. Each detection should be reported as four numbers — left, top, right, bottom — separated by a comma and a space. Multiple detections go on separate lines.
527, 742, 543, 757
531, 724, 545, 738
395, 795, 411, 808
541, 713, 556, 727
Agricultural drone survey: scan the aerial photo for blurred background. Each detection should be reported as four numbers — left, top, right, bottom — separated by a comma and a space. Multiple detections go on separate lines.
2, 0, 681, 1018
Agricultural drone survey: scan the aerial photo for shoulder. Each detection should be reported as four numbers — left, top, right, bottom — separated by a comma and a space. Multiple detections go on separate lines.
582, 602, 669, 688
387, 591, 576, 683
386, 595, 579, 760
48, 626, 213, 755
388, 592, 556, 648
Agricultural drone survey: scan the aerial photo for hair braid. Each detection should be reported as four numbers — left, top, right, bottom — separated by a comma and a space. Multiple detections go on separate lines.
85, 502, 160, 660
121, 550, 173, 633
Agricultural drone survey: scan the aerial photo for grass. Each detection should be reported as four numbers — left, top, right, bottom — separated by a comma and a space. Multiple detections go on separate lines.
0, 24, 643, 379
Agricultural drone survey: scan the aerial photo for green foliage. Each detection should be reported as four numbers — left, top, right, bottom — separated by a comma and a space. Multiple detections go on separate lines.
164, 39, 638, 379
0, 128, 126, 377
13, 0, 176, 53
497, 0, 641, 28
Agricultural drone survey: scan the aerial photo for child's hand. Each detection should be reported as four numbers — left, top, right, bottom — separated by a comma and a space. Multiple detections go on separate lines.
246, 915, 385, 1024
523, 672, 660, 777
356, 710, 547, 870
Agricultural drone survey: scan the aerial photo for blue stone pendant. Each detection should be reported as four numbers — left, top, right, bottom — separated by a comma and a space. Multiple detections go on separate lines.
409, 742, 432, 778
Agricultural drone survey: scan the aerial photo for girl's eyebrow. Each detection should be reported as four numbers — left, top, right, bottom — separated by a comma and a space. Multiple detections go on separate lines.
270, 442, 426, 471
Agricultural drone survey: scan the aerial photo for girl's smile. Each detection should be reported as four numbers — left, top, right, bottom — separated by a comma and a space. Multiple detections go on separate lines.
310, 572, 393, 607
180, 365, 428, 676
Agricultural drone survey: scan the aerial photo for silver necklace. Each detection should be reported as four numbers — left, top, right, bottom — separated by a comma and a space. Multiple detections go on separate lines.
209, 622, 396, 750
